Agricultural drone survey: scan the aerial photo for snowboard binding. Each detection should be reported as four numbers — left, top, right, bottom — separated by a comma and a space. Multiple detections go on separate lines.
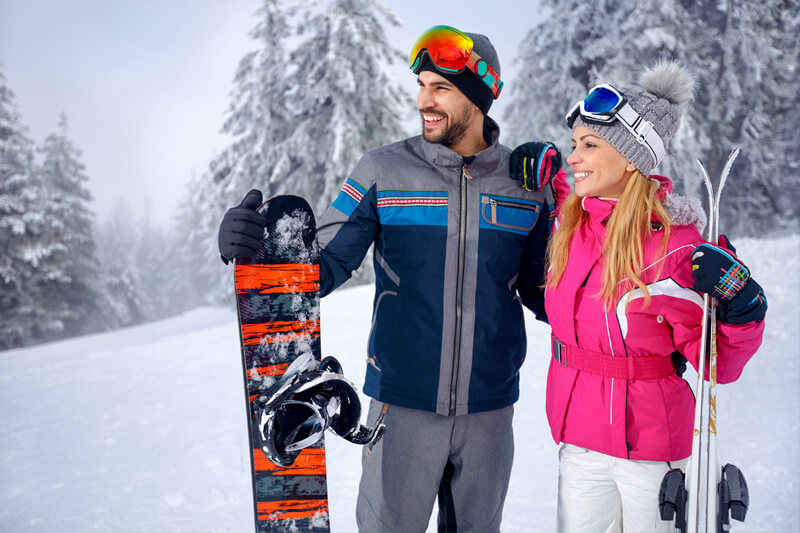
255, 353, 386, 467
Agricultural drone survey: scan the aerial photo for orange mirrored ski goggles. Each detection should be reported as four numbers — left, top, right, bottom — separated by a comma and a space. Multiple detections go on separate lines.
409, 25, 503, 99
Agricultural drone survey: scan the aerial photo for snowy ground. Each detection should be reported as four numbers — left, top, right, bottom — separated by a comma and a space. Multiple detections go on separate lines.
1, 235, 798, 532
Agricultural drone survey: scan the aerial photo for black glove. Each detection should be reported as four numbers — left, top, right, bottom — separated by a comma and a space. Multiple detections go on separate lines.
691, 238, 767, 324
218, 189, 267, 264
510, 140, 563, 191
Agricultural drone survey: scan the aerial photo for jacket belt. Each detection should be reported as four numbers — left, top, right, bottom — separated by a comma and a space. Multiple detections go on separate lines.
551, 335, 675, 381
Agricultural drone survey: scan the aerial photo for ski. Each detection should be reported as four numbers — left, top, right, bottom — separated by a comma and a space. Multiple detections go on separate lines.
234, 195, 330, 533
659, 149, 750, 533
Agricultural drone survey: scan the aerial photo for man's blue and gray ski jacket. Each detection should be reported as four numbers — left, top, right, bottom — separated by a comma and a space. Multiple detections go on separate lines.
317, 118, 549, 416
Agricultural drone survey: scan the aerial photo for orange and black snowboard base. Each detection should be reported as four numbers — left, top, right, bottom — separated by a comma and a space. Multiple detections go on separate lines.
234, 195, 330, 532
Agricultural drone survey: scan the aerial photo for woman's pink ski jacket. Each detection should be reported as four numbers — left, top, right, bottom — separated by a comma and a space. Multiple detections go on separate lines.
543, 176, 765, 461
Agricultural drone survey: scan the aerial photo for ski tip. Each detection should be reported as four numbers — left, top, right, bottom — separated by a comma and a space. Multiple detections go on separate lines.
717, 148, 741, 196
722, 148, 741, 170
695, 158, 709, 176
695, 159, 713, 194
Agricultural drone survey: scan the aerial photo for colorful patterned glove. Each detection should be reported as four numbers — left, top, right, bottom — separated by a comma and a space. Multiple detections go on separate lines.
692, 243, 749, 302
692, 241, 767, 324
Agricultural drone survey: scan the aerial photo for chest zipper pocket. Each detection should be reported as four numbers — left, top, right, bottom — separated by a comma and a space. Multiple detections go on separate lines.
481, 195, 541, 232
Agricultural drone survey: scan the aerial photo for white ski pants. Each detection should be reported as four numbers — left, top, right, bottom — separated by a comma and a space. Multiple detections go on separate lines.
557, 444, 689, 533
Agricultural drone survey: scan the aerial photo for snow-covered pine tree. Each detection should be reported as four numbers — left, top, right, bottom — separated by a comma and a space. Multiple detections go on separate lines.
506, 0, 800, 236
176, 168, 228, 305
0, 69, 61, 349
504, 0, 621, 150
38, 113, 103, 338
504, 0, 699, 190
282, 0, 410, 217
677, 0, 800, 235
133, 199, 187, 320
505, 0, 694, 194
95, 195, 191, 328
180, 0, 411, 303
280, 0, 411, 287
94, 200, 149, 329
217, 0, 295, 201
177, 0, 295, 304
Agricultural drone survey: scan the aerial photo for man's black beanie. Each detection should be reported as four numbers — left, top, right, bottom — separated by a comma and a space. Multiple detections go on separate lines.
417, 31, 501, 115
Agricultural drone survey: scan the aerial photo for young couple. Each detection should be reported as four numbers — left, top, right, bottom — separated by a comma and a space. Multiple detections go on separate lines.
218, 25, 766, 533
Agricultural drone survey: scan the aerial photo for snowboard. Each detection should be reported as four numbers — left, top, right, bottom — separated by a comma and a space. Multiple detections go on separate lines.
234, 195, 330, 533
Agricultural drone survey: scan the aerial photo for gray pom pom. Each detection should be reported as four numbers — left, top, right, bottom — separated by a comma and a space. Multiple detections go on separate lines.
639, 60, 695, 105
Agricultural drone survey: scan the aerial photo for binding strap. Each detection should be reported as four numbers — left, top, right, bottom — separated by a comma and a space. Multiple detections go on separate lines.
551, 335, 675, 381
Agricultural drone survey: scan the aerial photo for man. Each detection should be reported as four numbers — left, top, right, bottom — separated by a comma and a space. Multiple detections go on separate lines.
219, 25, 549, 532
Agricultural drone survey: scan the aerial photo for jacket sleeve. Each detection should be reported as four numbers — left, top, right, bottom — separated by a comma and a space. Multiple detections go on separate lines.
663, 241, 765, 384
317, 153, 380, 297
516, 198, 550, 323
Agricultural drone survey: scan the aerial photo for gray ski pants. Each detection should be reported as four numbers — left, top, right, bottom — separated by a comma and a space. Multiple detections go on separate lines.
356, 400, 514, 533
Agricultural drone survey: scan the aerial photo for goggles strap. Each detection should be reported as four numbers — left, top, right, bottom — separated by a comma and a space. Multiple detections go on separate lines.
614, 103, 666, 166
465, 51, 503, 98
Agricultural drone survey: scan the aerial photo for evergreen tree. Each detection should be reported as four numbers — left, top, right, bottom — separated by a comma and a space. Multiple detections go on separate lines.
181, 0, 412, 303
279, 0, 411, 288
506, 0, 800, 236
178, 0, 296, 305
0, 69, 57, 349
685, 0, 800, 234
282, 0, 410, 216
134, 199, 187, 320
176, 168, 229, 306
504, 0, 626, 150
94, 200, 149, 329
505, 0, 700, 193
38, 113, 103, 337
216, 0, 295, 200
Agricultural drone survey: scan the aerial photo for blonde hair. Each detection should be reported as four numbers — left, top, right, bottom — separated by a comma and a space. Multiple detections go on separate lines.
546, 170, 671, 308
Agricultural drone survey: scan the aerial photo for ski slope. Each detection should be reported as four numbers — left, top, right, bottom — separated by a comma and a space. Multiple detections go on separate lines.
1, 235, 797, 532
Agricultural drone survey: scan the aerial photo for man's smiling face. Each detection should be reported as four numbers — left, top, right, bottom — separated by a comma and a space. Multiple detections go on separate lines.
416, 70, 475, 148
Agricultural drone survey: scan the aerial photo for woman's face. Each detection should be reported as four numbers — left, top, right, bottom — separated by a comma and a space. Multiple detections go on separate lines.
566, 126, 637, 198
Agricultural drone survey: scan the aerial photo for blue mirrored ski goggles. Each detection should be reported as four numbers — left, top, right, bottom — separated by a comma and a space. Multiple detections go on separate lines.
566, 84, 667, 166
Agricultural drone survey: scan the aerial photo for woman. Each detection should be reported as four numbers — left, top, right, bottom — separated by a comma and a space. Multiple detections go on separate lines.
513, 61, 767, 532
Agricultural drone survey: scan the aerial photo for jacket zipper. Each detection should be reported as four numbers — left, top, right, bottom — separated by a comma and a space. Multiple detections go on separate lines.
449, 164, 470, 415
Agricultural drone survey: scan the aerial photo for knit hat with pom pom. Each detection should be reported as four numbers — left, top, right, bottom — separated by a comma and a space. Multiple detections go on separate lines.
571, 60, 695, 175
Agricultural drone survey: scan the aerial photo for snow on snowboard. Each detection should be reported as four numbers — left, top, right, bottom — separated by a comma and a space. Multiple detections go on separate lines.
233, 195, 330, 532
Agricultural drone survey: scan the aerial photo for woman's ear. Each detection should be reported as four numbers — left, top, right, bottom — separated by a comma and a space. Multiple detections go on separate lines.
625, 161, 637, 173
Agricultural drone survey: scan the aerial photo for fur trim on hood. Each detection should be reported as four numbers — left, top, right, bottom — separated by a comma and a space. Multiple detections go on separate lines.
650, 174, 707, 234
664, 193, 707, 234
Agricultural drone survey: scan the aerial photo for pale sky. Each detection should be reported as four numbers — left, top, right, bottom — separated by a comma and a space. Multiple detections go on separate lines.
0, 0, 545, 226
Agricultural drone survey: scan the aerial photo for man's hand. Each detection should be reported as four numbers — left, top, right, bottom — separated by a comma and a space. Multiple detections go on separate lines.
510, 141, 563, 191
218, 189, 267, 264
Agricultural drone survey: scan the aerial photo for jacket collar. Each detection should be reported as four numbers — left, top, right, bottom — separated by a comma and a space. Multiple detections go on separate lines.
579, 174, 673, 220
581, 196, 617, 236
418, 116, 504, 171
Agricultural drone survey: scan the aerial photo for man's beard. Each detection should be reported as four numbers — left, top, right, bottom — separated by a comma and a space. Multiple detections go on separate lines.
420, 103, 472, 147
